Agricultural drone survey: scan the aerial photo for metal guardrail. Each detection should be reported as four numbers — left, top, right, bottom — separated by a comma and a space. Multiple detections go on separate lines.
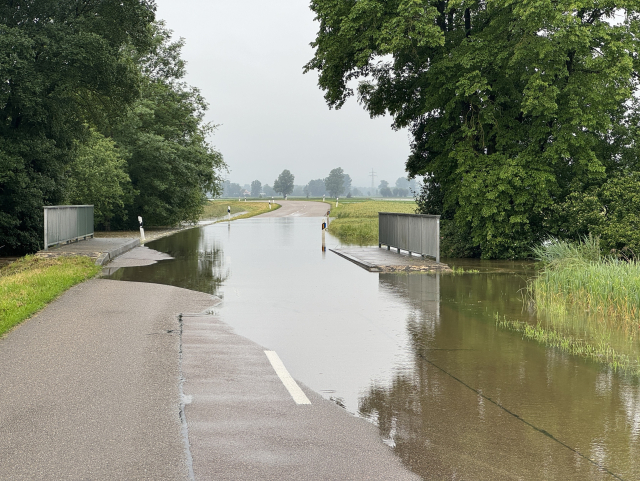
378, 212, 440, 263
43, 205, 94, 250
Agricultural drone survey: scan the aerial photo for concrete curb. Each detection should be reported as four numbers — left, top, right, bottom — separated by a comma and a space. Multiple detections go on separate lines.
329, 249, 382, 272
95, 238, 140, 266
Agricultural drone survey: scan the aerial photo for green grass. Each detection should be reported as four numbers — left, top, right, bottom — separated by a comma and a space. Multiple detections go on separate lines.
0, 256, 101, 336
202, 200, 280, 221
324, 200, 418, 245
497, 316, 640, 377
531, 236, 640, 334
495, 236, 640, 377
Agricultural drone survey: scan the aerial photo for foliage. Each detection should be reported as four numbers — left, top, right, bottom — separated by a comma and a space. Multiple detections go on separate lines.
113, 23, 225, 227
531, 236, 640, 333
273, 169, 295, 197
65, 129, 134, 230
0, 255, 100, 336
263, 184, 276, 196
250, 180, 262, 197
325, 167, 346, 197
306, 0, 640, 258
223, 180, 243, 197
554, 173, 640, 256
305, 179, 326, 196
0, 0, 155, 254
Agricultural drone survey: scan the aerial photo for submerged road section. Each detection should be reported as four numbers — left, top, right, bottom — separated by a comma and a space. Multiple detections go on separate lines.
0, 277, 418, 480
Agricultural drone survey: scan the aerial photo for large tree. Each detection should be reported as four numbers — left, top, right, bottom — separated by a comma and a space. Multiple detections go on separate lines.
306, 0, 640, 258
273, 169, 295, 197
251, 180, 262, 197
0, 0, 154, 254
112, 23, 225, 227
325, 167, 346, 197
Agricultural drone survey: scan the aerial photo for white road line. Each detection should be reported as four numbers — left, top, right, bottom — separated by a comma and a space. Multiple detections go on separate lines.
264, 351, 311, 405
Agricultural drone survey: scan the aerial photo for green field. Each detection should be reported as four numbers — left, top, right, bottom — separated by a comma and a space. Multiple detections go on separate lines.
0, 256, 101, 337
323, 199, 418, 245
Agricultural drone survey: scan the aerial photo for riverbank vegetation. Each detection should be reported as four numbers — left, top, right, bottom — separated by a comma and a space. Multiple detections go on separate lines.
500, 237, 640, 376
0, 4, 226, 256
325, 200, 416, 245
307, 2, 640, 259
0, 256, 100, 337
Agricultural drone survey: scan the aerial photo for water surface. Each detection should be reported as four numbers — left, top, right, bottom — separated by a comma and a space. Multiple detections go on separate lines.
107, 217, 640, 480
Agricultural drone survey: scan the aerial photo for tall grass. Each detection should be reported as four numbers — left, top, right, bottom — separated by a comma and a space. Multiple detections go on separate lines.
531, 236, 640, 335
327, 200, 417, 245
0, 256, 101, 336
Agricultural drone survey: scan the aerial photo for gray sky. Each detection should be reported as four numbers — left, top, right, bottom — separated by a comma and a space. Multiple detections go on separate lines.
154, 0, 411, 189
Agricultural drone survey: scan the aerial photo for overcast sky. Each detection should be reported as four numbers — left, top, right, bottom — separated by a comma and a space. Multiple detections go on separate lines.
154, 0, 411, 189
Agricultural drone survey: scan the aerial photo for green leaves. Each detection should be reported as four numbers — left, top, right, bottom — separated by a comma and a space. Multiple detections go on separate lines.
308, 0, 640, 258
273, 170, 295, 197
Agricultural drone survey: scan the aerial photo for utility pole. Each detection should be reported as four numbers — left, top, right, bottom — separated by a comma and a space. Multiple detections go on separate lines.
369, 169, 377, 196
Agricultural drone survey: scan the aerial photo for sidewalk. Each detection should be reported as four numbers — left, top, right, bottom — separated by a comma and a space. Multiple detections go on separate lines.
36, 237, 140, 265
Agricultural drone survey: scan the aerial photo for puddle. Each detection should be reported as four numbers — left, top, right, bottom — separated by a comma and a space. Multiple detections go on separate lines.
105, 217, 640, 479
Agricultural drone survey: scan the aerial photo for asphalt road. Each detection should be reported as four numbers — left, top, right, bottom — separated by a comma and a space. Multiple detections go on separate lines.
258, 200, 331, 217
0, 278, 418, 480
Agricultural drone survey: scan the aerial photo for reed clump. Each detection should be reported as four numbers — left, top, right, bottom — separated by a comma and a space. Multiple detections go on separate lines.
531, 235, 640, 335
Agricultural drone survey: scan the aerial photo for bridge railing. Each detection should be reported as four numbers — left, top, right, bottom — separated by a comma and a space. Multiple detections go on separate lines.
378, 212, 440, 263
44, 205, 94, 250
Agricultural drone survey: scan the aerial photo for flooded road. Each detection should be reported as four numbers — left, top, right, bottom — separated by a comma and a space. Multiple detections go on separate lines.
106, 217, 640, 480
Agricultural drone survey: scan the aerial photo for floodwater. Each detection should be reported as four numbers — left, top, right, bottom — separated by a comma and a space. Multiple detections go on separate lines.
106, 217, 640, 480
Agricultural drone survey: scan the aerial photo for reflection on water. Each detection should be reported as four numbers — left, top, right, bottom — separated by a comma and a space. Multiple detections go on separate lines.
108, 228, 228, 295
106, 218, 640, 479
363, 272, 640, 479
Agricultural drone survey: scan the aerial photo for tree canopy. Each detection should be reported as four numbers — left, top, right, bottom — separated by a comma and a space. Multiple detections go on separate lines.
325, 167, 346, 197
306, 0, 640, 258
273, 170, 295, 197
0, 4, 225, 254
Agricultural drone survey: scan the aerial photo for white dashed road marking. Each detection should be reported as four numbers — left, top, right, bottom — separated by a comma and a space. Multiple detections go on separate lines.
264, 351, 311, 405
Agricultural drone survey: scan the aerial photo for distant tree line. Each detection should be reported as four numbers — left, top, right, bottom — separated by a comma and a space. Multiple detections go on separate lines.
0, 2, 225, 255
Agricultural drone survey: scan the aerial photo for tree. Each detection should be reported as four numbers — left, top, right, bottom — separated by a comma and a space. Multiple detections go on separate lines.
325, 167, 345, 197
251, 180, 262, 197
273, 169, 294, 197
343, 174, 352, 195
263, 184, 276, 196
305, 179, 326, 196
113, 23, 225, 227
306, 0, 640, 258
0, 0, 154, 254
66, 129, 134, 230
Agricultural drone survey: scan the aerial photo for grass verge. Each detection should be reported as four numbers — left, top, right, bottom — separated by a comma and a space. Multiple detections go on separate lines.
202, 200, 280, 221
0, 256, 101, 337
323, 199, 417, 245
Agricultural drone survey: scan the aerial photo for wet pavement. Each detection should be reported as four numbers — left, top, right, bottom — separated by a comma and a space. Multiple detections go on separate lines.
331, 245, 450, 272
105, 216, 640, 480
36, 237, 140, 265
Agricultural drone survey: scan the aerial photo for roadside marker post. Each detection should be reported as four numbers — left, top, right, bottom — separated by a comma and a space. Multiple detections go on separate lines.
227, 206, 231, 221
138, 216, 145, 241
336, 197, 339, 207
